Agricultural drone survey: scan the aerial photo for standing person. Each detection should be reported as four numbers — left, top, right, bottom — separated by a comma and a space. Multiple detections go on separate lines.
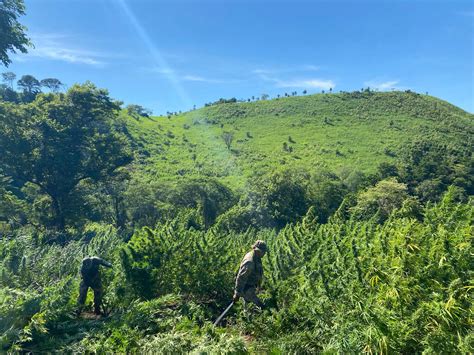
233, 240, 267, 309
77, 256, 112, 315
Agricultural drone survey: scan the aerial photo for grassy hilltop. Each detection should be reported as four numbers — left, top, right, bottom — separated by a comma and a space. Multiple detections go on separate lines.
125, 90, 473, 189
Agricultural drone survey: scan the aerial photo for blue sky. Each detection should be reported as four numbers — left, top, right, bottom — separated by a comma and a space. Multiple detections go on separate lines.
6, 0, 474, 114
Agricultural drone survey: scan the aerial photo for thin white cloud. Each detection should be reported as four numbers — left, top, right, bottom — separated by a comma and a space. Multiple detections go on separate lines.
254, 69, 335, 90
252, 64, 320, 75
301, 64, 320, 71
182, 74, 241, 84
252, 68, 272, 75
276, 79, 335, 90
16, 33, 108, 66
147, 66, 175, 74
31, 47, 104, 66
182, 74, 208, 82
364, 80, 400, 91
147, 66, 237, 84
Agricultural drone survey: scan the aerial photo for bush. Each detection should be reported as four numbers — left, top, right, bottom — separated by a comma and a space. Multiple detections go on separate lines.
350, 178, 408, 221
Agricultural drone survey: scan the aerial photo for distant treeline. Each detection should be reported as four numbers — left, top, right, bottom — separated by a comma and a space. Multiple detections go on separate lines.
0, 72, 63, 103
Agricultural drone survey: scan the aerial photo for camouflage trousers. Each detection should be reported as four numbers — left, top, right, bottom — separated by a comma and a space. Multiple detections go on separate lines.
78, 277, 103, 314
242, 287, 264, 309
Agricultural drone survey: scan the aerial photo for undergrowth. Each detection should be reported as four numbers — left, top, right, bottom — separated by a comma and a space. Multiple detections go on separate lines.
1, 188, 472, 353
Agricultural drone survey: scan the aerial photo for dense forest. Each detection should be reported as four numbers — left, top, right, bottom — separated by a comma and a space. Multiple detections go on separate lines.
1, 0, 473, 353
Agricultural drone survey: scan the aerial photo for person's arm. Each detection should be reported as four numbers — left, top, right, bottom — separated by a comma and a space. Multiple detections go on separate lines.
93, 257, 112, 268
100, 259, 112, 268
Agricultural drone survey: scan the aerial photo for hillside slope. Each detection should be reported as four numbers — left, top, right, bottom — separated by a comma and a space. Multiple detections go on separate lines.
124, 91, 473, 189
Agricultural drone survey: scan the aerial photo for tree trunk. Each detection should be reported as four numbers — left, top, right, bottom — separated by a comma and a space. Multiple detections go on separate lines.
113, 196, 126, 229
51, 195, 65, 230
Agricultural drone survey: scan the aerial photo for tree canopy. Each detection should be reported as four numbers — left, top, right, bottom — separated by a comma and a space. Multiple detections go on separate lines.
0, 83, 132, 228
40, 78, 63, 92
0, 0, 31, 66
17, 74, 40, 93
2, 71, 16, 88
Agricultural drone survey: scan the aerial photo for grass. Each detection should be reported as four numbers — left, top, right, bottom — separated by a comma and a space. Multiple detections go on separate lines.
124, 91, 473, 190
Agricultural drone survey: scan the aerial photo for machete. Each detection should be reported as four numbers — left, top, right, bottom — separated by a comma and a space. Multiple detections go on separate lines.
213, 301, 234, 326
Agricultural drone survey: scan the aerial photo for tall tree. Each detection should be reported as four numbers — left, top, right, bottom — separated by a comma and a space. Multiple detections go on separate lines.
40, 78, 63, 92
0, 82, 133, 229
0, 0, 31, 66
2, 71, 16, 89
17, 74, 40, 94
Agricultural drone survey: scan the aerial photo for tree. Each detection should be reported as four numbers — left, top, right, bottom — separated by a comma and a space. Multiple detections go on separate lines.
307, 171, 348, 223
17, 74, 41, 102
376, 162, 399, 180
40, 78, 63, 92
126, 104, 152, 119
0, 0, 31, 66
170, 178, 235, 228
0, 83, 18, 102
261, 93, 269, 100
251, 170, 310, 229
17, 74, 40, 94
0, 82, 133, 229
222, 131, 233, 150
350, 178, 408, 221
2, 71, 16, 88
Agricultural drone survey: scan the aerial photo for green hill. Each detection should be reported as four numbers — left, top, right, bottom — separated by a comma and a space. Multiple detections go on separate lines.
1, 88, 473, 353
124, 91, 473, 189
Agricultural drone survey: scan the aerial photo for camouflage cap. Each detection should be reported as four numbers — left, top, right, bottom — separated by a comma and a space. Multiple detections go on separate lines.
252, 240, 268, 252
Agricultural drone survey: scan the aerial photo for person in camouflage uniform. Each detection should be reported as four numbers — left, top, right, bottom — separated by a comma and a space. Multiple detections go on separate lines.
77, 256, 112, 315
233, 240, 267, 309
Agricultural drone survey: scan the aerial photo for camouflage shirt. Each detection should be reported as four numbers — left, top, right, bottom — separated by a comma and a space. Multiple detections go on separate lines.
80, 256, 112, 281
235, 250, 263, 295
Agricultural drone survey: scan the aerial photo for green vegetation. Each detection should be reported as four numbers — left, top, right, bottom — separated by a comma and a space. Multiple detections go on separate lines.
1, 85, 473, 352
0, 0, 31, 66
125, 90, 472, 191
0, 83, 132, 229
1, 73, 64, 103
1, 190, 472, 352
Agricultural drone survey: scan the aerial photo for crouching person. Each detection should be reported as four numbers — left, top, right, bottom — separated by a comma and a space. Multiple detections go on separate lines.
77, 256, 112, 315
233, 240, 267, 309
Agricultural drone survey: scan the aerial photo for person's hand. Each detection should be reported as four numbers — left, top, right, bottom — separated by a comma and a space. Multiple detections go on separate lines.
232, 293, 240, 302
